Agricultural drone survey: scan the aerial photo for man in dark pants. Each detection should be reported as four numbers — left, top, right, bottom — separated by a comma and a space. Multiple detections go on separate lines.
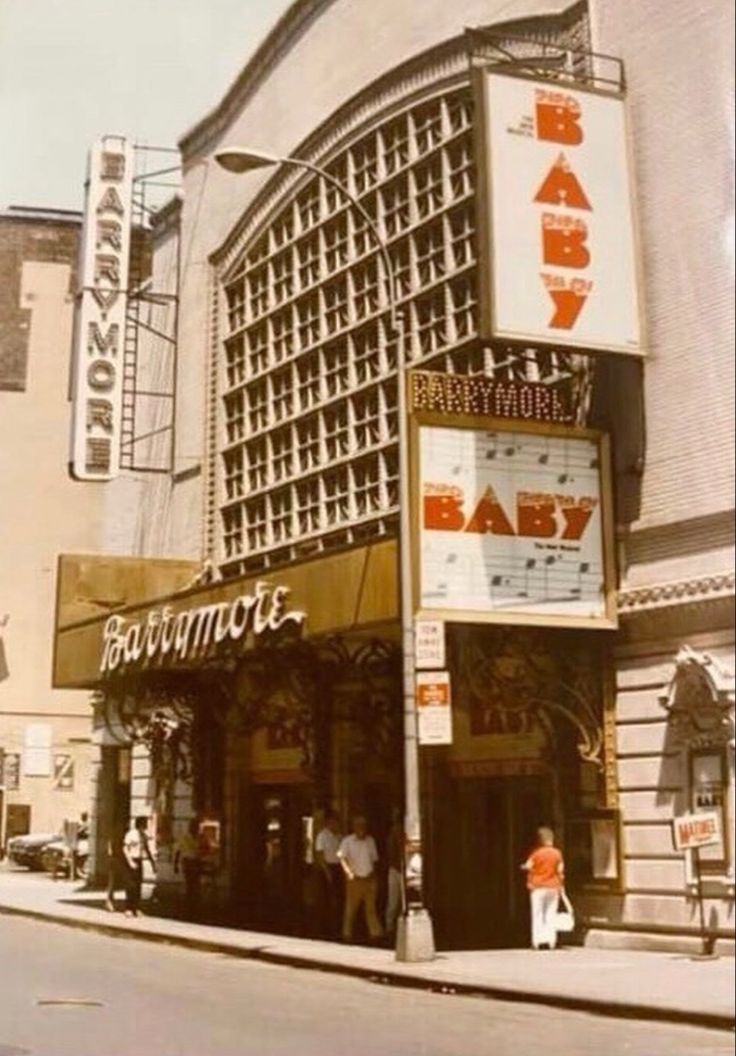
122, 816, 155, 917
314, 811, 344, 938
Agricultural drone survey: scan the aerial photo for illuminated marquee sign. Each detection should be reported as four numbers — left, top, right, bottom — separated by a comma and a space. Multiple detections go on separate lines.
100, 582, 305, 674
411, 420, 616, 628
70, 136, 133, 480
476, 71, 642, 355
409, 371, 573, 424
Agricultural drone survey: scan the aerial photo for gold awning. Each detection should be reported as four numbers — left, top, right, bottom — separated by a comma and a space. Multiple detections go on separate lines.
53, 541, 398, 689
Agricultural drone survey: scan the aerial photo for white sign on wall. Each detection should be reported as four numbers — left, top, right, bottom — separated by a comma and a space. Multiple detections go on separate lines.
416, 423, 615, 628
70, 136, 133, 480
416, 671, 453, 745
477, 71, 642, 356
415, 619, 446, 670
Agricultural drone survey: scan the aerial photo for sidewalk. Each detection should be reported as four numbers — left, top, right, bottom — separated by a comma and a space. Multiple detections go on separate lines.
0, 869, 733, 1031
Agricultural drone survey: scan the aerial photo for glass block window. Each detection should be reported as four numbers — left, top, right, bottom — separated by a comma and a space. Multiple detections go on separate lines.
296, 415, 321, 472
324, 466, 350, 526
324, 276, 349, 334
297, 353, 321, 411
297, 234, 321, 289
270, 489, 293, 544
324, 402, 349, 460
296, 478, 321, 535
352, 260, 380, 321
353, 323, 381, 385
413, 100, 443, 156
271, 426, 293, 483
353, 455, 381, 517
352, 136, 379, 195
324, 215, 349, 273
246, 437, 268, 491
225, 335, 245, 389
381, 116, 410, 175
217, 84, 575, 575
381, 175, 410, 238
323, 341, 349, 398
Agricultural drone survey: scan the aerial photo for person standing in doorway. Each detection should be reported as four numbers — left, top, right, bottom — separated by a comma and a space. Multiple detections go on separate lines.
384, 809, 405, 937
314, 810, 344, 938
122, 816, 156, 917
174, 818, 204, 919
338, 815, 383, 944
521, 826, 565, 950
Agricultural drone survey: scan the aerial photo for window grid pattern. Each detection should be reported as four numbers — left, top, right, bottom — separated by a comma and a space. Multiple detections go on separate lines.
218, 86, 566, 575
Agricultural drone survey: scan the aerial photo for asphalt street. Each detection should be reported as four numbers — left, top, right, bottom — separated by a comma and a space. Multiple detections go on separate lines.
0, 915, 731, 1056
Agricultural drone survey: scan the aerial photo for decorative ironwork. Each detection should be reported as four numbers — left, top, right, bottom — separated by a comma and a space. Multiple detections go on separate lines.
659, 646, 735, 750
452, 625, 605, 767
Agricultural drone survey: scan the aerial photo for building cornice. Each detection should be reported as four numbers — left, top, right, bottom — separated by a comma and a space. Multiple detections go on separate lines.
618, 572, 736, 615
180, 0, 581, 165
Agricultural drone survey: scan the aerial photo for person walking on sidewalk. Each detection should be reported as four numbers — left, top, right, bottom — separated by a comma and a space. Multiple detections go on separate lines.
337, 815, 383, 944
122, 816, 156, 917
521, 826, 565, 950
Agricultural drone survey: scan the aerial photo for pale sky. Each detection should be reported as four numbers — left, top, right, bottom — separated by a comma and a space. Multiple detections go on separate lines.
0, 0, 293, 212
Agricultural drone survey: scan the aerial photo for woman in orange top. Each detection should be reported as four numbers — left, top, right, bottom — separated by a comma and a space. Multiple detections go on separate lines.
521, 827, 565, 950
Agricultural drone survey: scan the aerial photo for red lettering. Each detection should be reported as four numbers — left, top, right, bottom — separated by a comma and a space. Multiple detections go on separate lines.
534, 154, 591, 210
424, 493, 464, 531
559, 498, 597, 541
517, 492, 557, 538
542, 215, 590, 269
535, 95, 583, 145
548, 288, 587, 329
464, 487, 515, 536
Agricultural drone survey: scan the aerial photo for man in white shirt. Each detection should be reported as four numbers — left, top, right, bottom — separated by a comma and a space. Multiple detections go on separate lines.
314, 810, 343, 938
122, 816, 156, 917
337, 815, 383, 942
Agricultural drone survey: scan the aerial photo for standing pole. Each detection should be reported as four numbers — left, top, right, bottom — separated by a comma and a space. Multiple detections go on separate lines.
393, 313, 435, 962
693, 847, 712, 958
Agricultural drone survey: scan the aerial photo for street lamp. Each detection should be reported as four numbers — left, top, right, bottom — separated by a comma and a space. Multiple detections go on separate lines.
215, 147, 435, 961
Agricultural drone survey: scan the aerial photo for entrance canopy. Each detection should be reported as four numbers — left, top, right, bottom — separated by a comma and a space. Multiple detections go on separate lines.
53, 542, 398, 689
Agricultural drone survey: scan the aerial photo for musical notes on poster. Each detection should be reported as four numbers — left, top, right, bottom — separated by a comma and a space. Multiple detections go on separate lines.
418, 425, 610, 623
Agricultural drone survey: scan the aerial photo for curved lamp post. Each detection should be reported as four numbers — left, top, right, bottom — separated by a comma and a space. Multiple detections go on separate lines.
215, 147, 435, 962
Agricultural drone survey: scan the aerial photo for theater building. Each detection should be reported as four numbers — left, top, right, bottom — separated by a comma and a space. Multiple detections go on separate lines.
53, 0, 734, 952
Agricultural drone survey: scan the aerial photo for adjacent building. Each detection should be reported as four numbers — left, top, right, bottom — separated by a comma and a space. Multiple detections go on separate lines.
51, 0, 734, 952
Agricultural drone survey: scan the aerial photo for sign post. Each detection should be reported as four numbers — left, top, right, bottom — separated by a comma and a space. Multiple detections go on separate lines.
672, 811, 721, 959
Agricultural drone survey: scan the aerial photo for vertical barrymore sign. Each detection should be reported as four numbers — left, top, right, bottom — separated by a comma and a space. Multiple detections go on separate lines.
476, 71, 642, 356
70, 136, 133, 480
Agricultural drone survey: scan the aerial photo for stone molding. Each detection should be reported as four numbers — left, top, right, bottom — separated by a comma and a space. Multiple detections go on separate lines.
618, 572, 736, 615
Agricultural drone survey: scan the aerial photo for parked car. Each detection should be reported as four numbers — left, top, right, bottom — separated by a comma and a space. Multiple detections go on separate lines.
6, 832, 58, 870
41, 832, 89, 879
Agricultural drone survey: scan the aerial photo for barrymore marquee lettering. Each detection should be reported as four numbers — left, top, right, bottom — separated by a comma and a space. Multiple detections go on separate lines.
70, 136, 133, 481
410, 371, 572, 424
101, 583, 305, 674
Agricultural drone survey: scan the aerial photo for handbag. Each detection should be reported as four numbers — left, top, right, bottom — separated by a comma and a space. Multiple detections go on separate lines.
554, 889, 575, 933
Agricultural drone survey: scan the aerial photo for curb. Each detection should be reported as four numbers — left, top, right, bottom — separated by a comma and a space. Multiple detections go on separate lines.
1, 903, 734, 1033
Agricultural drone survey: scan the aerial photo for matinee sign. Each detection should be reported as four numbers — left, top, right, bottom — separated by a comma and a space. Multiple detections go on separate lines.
415, 423, 615, 627
477, 71, 641, 355
672, 811, 721, 852
70, 136, 133, 480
